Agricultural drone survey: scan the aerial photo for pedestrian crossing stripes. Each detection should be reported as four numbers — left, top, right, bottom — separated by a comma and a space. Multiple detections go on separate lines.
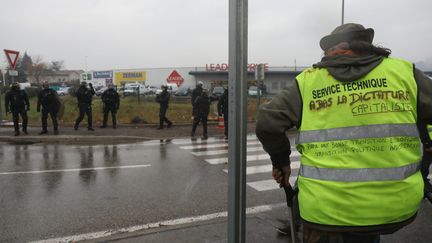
179, 140, 261, 150
175, 136, 432, 193
176, 135, 300, 192
247, 177, 297, 192
191, 146, 264, 156
222, 162, 300, 175
172, 135, 258, 145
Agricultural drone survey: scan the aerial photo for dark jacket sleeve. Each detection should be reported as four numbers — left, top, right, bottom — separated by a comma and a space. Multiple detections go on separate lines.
115, 92, 120, 108
416, 68, 432, 123
23, 91, 30, 108
255, 80, 302, 168
5, 92, 10, 112
37, 91, 42, 111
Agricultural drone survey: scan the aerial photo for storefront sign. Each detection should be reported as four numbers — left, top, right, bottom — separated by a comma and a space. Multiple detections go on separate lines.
166, 70, 184, 86
205, 63, 269, 72
93, 71, 113, 79
115, 71, 146, 83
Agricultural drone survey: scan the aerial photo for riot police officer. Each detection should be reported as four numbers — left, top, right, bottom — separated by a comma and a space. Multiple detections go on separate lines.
191, 81, 203, 117
100, 84, 120, 129
37, 81, 61, 135
191, 89, 211, 139
217, 88, 229, 139
74, 82, 96, 131
4, 82, 30, 136
155, 84, 172, 130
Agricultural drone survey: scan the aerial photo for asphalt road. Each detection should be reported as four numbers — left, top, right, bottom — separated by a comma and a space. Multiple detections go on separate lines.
0, 134, 431, 242
0, 135, 290, 242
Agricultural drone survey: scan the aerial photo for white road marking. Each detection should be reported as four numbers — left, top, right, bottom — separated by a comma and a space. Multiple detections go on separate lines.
29, 202, 286, 243
247, 177, 297, 191
205, 153, 270, 165
180, 140, 261, 150
191, 146, 263, 156
223, 161, 300, 175
171, 135, 258, 145
0, 164, 152, 175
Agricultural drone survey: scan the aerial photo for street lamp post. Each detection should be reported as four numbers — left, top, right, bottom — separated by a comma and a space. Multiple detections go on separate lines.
342, 0, 345, 24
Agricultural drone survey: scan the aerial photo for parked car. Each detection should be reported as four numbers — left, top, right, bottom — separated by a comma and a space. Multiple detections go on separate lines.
156, 83, 179, 95
248, 86, 262, 96
211, 86, 225, 97
123, 83, 140, 96
95, 86, 107, 96
57, 87, 70, 96
174, 86, 191, 96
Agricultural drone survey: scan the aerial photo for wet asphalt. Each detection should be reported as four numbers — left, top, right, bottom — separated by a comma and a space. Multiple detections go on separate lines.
1, 135, 431, 242
0, 138, 286, 242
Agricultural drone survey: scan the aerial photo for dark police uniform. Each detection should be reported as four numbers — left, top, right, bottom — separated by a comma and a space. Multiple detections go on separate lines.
5, 85, 30, 136
37, 87, 61, 134
155, 88, 172, 129
191, 85, 203, 117
192, 92, 211, 139
74, 83, 96, 130
217, 89, 229, 138
101, 87, 120, 128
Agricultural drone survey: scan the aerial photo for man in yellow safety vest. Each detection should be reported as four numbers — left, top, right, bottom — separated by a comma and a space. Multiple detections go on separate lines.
256, 23, 432, 243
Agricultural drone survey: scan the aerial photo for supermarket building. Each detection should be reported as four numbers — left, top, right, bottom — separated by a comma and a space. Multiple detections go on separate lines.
81, 63, 307, 94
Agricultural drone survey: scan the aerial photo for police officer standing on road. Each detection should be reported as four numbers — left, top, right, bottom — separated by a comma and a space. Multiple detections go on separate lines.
217, 88, 229, 139
191, 81, 203, 117
419, 120, 432, 199
256, 23, 432, 242
74, 82, 96, 131
5, 82, 30, 136
191, 89, 213, 139
155, 84, 172, 130
37, 81, 61, 135
100, 84, 120, 129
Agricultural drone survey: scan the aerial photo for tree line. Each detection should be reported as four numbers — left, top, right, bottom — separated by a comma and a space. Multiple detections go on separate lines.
0, 52, 65, 85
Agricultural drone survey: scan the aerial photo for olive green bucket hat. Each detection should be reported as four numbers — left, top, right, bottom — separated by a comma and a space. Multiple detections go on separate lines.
320, 23, 374, 51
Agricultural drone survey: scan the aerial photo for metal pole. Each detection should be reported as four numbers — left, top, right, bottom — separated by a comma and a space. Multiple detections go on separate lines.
341, 0, 345, 24
228, 0, 248, 242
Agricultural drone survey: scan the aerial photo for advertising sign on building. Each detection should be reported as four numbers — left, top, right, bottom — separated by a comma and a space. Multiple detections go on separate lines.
82, 73, 92, 81
115, 71, 146, 84
166, 70, 184, 86
93, 71, 113, 79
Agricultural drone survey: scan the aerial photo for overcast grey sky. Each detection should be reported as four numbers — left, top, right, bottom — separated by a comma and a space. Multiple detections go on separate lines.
1, 0, 432, 70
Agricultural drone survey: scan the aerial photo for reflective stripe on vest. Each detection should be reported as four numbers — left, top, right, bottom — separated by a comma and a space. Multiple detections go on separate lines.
298, 123, 418, 144
300, 162, 420, 182
295, 57, 423, 227
428, 125, 432, 138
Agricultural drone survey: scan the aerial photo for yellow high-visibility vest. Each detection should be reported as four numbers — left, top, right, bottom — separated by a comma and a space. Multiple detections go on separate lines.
295, 57, 423, 226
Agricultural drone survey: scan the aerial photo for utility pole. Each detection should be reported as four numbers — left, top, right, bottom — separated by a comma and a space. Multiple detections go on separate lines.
228, 0, 248, 242
341, 0, 345, 24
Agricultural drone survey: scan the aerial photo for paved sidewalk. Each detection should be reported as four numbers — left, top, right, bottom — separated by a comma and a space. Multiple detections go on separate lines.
83, 201, 432, 243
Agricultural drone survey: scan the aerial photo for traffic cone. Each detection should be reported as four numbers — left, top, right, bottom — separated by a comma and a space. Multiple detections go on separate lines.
217, 116, 225, 129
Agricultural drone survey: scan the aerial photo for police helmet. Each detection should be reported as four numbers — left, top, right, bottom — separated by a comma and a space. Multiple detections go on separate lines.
11, 82, 20, 89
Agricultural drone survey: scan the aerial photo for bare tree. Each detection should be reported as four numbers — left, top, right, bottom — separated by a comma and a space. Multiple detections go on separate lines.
30, 56, 48, 84
50, 60, 64, 71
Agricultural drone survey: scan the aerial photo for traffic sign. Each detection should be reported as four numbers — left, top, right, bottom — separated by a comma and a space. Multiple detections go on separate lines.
4, 49, 20, 69
8, 70, 18, 76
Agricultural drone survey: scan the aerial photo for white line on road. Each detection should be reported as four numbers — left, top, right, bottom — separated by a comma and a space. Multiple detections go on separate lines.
171, 135, 258, 145
29, 202, 286, 243
205, 151, 301, 165
205, 153, 270, 165
0, 164, 152, 175
180, 140, 261, 150
223, 161, 300, 175
191, 146, 263, 156
247, 177, 297, 191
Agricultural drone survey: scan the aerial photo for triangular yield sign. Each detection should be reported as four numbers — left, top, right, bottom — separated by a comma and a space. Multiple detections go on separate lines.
4, 49, 20, 69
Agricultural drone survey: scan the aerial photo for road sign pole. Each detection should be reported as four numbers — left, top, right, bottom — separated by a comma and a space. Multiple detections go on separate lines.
228, 0, 248, 243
